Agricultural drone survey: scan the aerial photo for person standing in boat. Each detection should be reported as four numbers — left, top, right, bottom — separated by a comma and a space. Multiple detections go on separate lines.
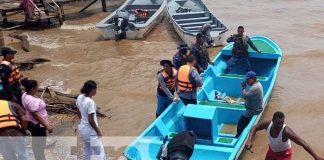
156, 60, 177, 118
236, 71, 263, 138
176, 55, 203, 106
173, 42, 189, 70
77, 80, 106, 160
191, 33, 214, 74
0, 47, 23, 106
224, 26, 261, 73
246, 111, 324, 160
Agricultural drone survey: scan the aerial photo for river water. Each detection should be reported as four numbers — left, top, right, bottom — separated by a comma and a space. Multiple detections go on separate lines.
7, 0, 324, 159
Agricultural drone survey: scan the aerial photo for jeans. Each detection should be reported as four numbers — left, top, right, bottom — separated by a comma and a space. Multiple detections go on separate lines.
11, 83, 23, 107
0, 136, 28, 160
28, 122, 47, 160
235, 115, 253, 138
156, 94, 173, 117
225, 55, 251, 73
179, 97, 197, 106
79, 125, 106, 160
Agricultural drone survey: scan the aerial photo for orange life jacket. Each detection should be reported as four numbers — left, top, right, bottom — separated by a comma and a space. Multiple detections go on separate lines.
0, 100, 20, 129
159, 67, 177, 91
176, 64, 196, 92
135, 9, 148, 17
1, 60, 21, 84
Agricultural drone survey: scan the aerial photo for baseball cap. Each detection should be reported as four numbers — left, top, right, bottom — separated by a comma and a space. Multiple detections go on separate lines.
245, 71, 257, 81
177, 42, 188, 49
160, 60, 174, 67
1, 47, 17, 56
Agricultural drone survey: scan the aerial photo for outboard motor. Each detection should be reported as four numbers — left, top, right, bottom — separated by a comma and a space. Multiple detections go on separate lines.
156, 131, 196, 160
201, 24, 214, 47
114, 10, 129, 40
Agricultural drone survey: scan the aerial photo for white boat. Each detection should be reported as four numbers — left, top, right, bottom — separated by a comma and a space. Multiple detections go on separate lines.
167, 0, 228, 46
96, 0, 166, 40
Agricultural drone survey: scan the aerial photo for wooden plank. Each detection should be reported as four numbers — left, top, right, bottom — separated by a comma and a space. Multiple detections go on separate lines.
0, 3, 21, 12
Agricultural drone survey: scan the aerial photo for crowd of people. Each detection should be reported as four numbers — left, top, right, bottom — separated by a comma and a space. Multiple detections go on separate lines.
0, 47, 52, 159
0, 47, 106, 159
156, 26, 258, 118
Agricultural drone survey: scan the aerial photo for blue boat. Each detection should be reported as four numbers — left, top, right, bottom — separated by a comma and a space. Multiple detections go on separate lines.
124, 35, 282, 160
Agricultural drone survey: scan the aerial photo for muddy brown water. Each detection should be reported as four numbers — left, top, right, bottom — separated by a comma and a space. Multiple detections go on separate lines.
4, 0, 324, 159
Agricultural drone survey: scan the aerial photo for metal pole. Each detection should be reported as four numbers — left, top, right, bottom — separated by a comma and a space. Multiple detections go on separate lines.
0, 30, 5, 48
79, 0, 98, 13
101, 0, 107, 12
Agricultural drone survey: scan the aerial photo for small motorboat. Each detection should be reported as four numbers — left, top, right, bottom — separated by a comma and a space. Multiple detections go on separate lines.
96, 0, 166, 40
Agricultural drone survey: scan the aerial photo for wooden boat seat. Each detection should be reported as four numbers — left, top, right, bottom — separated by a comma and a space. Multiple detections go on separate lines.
199, 101, 245, 109
218, 73, 268, 81
125, 4, 161, 10
187, 27, 227, 33
178, 20, 213, 27
172, 11, 206, 19
175, 16, 210, 23
183, 24, 217, 30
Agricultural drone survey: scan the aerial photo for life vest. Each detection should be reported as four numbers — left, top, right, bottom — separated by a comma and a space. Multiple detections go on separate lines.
0, 100, 20, 129
1, 60, 21, 84
233, 35, 249, 52
135, 9, 148, 17
159, 68, 177, 91
176, 65, 196, 92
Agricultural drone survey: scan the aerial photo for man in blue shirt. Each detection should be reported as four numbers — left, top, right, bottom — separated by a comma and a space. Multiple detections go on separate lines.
173, 42, 189, 70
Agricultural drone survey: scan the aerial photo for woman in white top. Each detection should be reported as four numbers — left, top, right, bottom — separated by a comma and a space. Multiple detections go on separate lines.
77, 80, 106, 160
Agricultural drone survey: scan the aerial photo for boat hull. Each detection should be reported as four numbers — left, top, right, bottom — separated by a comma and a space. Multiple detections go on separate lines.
124, 35, 282, 160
